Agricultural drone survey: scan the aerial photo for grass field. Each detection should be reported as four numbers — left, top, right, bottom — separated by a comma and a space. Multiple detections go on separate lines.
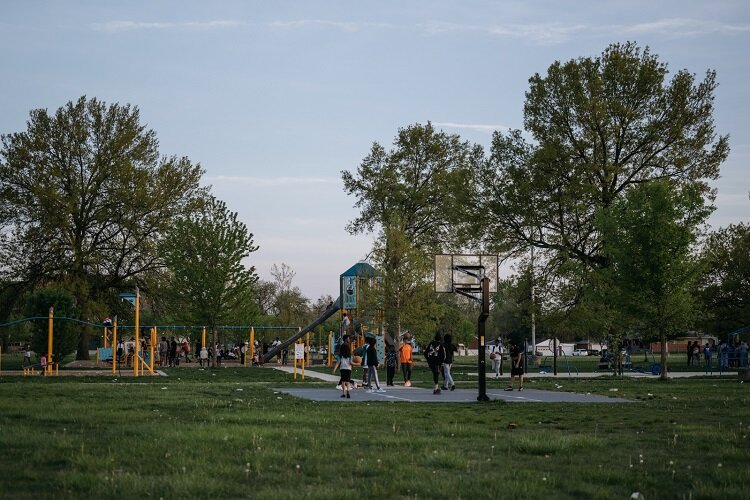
0, 360, 748, 499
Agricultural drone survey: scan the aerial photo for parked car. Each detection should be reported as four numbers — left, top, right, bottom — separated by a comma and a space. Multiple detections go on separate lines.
587, 349, 600, 356
572, 349, 588, 356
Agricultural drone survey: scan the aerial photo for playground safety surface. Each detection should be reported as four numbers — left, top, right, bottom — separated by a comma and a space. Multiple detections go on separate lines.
274, 386, 634, 403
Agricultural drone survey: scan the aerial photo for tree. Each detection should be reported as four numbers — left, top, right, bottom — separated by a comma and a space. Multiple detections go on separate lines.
0, 96, 205, 358
371, 221, 439, 345
465, 42, 728, 308
597, 180, 710, 379
342, 122, 477, 251
270, 263, 310, 326
698, 222, 750, 334
24, 287, 79, 362
160, 197, 259, 366
343, 123, 476, 338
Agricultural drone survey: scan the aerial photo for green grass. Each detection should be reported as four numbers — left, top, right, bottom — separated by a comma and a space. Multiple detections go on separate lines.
0, 366, 748, 499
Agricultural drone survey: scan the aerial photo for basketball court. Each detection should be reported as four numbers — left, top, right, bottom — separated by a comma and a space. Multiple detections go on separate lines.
275, 386, 633, 403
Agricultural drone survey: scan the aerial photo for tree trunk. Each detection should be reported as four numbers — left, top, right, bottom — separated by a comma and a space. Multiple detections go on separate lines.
659, 327, 669, 380
74, 283, 90, 360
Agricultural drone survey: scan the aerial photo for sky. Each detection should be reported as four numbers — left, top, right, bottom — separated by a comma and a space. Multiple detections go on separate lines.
1, 1, 749, 300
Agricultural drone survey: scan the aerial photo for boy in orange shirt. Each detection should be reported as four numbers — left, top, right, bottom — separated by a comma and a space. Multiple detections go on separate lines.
398, 333, 414, 387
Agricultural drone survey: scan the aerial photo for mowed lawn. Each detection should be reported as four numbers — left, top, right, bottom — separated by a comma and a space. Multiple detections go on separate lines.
0, 365, 748, 499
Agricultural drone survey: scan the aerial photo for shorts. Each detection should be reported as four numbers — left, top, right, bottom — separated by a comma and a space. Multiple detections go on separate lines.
340, 369, 352, 382
511, 366, 524, 376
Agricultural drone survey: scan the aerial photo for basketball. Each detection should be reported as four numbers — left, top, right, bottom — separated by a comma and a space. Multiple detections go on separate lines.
490, 352, 496, 360
352, 355, 362, 366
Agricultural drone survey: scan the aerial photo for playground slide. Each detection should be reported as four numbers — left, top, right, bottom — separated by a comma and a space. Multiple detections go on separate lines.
261, 296, 341, 363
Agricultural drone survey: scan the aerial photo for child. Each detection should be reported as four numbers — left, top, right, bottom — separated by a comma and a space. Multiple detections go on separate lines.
334, 338, 353, 399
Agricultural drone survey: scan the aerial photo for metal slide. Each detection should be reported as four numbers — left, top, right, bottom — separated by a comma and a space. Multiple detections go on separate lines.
261, 296, 341, 363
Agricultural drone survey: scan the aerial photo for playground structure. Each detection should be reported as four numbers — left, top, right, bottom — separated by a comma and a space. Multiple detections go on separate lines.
262, 262, 384, 364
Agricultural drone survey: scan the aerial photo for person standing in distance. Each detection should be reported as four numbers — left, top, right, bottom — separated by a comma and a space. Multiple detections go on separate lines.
399, 333, 414, 387
424, 332, 446, 394
505, 340, 524, 391
442, 334, 458, 391
334, 337, 353, 399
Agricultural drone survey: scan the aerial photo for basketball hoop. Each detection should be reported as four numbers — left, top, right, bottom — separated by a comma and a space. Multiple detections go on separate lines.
433, 254, 498, 402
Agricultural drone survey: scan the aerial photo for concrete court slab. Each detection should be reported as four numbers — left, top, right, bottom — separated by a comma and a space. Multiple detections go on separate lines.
275, 386, 633, 403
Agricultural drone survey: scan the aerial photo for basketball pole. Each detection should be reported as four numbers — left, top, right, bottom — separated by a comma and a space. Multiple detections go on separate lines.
477, 277, 490, 402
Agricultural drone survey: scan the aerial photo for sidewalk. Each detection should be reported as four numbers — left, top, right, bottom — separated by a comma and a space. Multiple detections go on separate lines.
272, 365, 342, 383
272, 366, 739, 382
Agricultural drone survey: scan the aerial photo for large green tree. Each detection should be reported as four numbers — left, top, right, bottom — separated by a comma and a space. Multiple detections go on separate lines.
698, 222, 750, 334
0, 97, 205, 358
161, 197, 259, 366
371, 221, 439, 344
342, 122, 478, 250
464, 42, 728, 308
597, 180, 710, 379
342, 123, 477, 338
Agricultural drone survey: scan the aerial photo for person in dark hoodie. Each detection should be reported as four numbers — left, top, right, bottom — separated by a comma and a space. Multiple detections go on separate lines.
424, 332, 446, 395
365, 336, 385, 393
442, 334, 458, 391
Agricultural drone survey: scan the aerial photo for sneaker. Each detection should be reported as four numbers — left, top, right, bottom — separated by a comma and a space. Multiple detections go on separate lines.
376, 388, 386, 393
504, 387, 514, 391
340, 394, 346, 398
450, 385, 456, 391
518, 387, 524, 392
346, 393, 350, 399
441, 386, 448, 391
433, 388, 441, 395
405, 381, 411, 387
366, 389, 374, 393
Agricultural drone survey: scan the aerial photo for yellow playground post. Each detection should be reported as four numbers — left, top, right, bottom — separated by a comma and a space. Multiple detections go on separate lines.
150, 327, 156, 373
112, 316, 118, 375
328, 331, 333, 366
47, 307, 53, 375
249, 327, 255, 366
202, 326, 206, 350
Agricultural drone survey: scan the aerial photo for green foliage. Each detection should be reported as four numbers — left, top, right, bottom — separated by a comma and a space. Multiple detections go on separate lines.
371, 221, 438, 344
23, 287, 79, 360
597, 180, 710, 375
463, 42, 728, 319
342, 122, 476, 251
0, 96, 206, 358
342, 123, 479, 341
697, 222, 750, 334
160, 197, 259, 360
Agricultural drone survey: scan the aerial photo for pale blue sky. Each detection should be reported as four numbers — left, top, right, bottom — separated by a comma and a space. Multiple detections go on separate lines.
1, 1, 749, 299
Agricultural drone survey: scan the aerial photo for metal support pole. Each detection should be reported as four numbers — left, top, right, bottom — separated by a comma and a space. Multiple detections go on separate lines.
134, 287, 140, 377
553, 337, 558, 376
477, 277, 490, 402
531, 245, 536, 357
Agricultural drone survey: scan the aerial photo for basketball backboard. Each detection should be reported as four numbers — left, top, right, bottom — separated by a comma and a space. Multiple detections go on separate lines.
434, 254, 498, 293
